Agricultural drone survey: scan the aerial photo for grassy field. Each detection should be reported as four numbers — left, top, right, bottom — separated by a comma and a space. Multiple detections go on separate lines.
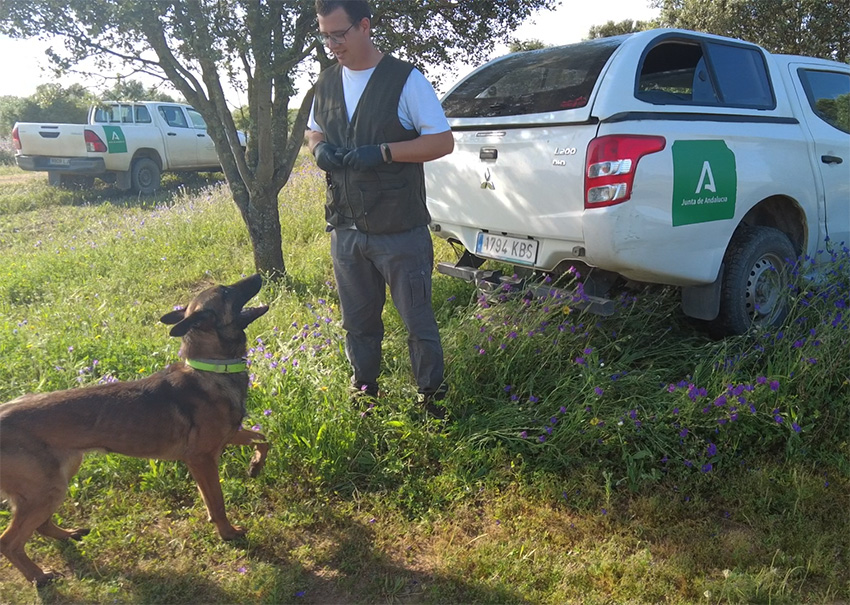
0, 161, 848, 604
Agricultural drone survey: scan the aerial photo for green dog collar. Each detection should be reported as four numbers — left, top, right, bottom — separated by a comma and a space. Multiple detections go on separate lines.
186, 358, 248, 374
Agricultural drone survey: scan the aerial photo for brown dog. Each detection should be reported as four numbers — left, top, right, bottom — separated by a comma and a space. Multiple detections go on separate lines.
0, 274, 270, 586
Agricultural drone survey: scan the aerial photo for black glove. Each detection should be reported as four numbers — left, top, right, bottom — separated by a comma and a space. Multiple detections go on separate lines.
313, 141, 346, 172
343, 145, 384, 171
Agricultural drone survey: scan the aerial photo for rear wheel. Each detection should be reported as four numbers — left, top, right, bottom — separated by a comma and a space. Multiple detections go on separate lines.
715, 226, 796, 335
131, 158, 161, 195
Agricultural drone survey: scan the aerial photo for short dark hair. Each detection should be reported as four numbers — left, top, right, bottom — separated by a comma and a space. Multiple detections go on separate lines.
315, 1, 371, 24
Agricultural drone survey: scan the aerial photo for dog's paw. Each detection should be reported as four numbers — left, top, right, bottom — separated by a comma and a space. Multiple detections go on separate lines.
247, 458, 266, 478
219, 525, 247, 541
247, 443, 269, 478
34, 569, 64, 588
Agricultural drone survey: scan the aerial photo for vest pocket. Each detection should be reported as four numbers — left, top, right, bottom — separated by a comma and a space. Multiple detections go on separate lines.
357, 179, 411, 233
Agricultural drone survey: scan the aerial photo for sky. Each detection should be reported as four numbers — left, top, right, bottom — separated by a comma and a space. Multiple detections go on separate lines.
0, 0, 660, 104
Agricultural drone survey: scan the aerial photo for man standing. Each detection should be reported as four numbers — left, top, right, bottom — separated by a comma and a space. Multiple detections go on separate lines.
306, 0, 454, 418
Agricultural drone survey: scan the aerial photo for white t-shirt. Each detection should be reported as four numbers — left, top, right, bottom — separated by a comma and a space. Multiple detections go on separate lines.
308, 64, 450, 136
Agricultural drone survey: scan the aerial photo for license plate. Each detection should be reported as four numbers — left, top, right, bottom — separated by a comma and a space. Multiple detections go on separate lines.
475, 232, 538, 265
48, 158, 71, 166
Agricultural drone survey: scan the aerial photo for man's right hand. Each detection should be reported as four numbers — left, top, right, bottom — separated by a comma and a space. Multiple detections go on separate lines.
313, 141, 346, 172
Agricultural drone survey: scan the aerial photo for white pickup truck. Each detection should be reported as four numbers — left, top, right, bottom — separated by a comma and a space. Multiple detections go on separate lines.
426, 29, 849, 335
11, 101, 244, 194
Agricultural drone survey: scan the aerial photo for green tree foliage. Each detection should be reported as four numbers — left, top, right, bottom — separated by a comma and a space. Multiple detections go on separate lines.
587, 19, 656, 39
654, 0, 850, 62
100, 78, 177, 103
508, 39, 547, 53
0, 83, 93, 133
0, 0, 557, 277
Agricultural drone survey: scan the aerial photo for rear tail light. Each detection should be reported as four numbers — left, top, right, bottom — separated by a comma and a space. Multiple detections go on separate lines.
84, 129, 107, 153
585, 135, 666, 208
11, 125, 21, 150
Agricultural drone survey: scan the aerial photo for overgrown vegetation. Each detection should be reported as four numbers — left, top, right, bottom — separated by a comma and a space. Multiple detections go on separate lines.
0, 163, 848, 604
0, 136, 14, 165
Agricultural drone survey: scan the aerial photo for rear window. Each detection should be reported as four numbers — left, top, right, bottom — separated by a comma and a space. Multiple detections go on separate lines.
797, 68, 850, 133
93, 105, 132, 123
158, 106, 189, 128
707, 43, 774, 108
93, 104, 152, 124
636, 37, 774, 109
441, 37, 623, 118
187, 108, 207, 129
135, 106, 152, 124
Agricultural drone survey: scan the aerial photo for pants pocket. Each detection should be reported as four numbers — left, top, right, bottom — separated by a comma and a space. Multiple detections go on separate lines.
407, 268, 429, 309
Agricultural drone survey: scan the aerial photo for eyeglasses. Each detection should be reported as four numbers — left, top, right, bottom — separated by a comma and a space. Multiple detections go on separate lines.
315, 22, 356, 46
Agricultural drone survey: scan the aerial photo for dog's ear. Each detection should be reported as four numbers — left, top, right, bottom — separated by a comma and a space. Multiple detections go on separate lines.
160, 309, 186, 325
167, 309, 215, 337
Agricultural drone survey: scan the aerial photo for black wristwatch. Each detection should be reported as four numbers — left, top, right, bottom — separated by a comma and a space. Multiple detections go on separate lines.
380, 143, 393, 164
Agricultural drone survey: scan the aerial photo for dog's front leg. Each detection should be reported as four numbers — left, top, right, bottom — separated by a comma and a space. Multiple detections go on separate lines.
185, 454, 245, 540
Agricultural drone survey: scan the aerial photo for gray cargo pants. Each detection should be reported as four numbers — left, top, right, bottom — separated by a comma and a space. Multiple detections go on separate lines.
330, 225, 445, 396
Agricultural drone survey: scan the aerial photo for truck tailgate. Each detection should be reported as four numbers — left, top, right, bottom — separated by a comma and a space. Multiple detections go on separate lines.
426, 122, 598, 246
15, 123, 88, 157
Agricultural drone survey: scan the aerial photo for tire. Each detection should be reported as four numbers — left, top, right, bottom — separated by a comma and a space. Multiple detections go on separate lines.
131, 158, 161, 195
715, 226, 796, 335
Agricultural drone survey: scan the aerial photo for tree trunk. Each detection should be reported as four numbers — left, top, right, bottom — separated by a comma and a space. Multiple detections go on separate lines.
231, 185, 286, 279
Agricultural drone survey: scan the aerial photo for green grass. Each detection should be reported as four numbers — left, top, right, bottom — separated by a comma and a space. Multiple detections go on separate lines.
0, 157, 848, 604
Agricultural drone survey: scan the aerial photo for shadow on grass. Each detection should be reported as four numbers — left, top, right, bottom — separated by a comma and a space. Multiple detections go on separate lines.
244, 511, 528, 604
33, 571, 238, 605
8, 511, 525, 604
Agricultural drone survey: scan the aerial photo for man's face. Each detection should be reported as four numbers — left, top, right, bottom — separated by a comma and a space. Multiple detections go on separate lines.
317, 7, 368, 68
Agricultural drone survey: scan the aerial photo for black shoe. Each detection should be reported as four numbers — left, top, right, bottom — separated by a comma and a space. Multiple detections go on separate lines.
351, 381, 379, 398
416, 392, 447, 420
350, 382, 379, 415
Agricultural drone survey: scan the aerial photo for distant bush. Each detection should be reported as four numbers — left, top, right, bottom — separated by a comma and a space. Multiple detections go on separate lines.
0, 136, 15, 165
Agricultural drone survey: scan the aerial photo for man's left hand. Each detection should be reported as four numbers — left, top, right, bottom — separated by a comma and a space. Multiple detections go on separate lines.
343, 145, 384, 171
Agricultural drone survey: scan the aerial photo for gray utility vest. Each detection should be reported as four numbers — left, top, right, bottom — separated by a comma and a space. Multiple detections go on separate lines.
313, 55, 430, 234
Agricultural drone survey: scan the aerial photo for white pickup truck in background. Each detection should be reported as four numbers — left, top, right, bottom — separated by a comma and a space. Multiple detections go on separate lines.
11, 101, 244, 194
426, 29, 849, 335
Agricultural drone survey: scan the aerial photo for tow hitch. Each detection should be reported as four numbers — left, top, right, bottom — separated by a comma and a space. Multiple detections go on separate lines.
436, 257, 615, 316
